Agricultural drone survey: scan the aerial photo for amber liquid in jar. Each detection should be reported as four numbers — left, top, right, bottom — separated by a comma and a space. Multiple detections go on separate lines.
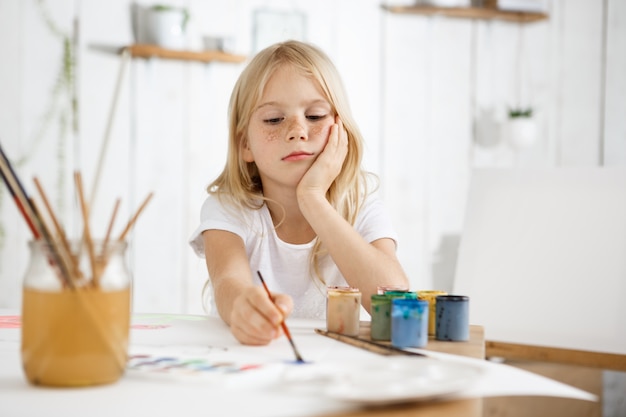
21, 240, 131, 387
21, 287, 131, 386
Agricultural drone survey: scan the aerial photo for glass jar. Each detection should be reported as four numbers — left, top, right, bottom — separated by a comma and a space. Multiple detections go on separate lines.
435, 295, 470, 342
21, 240, 132, 387
370, 294, 392, 341
417, 290, 448, 336
326, 286, 361, 336
391, 298, 429, 348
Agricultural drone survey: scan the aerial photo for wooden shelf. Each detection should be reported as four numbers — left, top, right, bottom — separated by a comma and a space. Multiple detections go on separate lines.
382, 5, 548, 23
120, 44, 247, 64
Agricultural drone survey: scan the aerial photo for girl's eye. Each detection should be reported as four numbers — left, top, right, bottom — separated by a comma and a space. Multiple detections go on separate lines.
263, 117, 284, 124
307, 114, 327, 121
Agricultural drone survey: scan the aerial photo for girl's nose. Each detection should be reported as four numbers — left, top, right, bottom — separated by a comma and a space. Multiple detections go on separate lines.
286, 117, 307, 141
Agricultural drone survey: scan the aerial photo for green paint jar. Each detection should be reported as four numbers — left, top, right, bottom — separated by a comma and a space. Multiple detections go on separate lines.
370, 294, 392, 341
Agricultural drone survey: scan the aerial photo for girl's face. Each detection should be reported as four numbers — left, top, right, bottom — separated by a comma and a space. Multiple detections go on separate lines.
243, 64, 335, 191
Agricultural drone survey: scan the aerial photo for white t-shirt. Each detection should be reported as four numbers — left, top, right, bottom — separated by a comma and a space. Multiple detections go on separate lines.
189, 193, 398, 319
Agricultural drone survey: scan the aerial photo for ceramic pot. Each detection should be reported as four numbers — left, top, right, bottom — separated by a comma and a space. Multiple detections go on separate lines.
505, 117, 538, 149
145, 7, 188, 49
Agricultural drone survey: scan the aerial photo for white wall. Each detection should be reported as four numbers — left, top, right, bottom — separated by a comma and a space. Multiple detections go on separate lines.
1, 0, 625, 314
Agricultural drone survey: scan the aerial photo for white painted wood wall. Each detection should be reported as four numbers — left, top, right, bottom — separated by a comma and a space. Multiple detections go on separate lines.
1, 0, 625, 316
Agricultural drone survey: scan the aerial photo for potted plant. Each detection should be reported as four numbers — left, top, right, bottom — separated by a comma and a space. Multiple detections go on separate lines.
504, 107, 538, 149
145, 4, 190, 49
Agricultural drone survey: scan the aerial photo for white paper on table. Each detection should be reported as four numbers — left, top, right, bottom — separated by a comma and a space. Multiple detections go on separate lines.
127, 315, 597, 402
402, 347, 598, 402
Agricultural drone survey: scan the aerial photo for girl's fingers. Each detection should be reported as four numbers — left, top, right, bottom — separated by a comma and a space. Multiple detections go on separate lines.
230, 287, 291, 345
273, 293, 293, 317
318, 119, 347, 172
296, 117, 347, 200
330, 118, 348, 162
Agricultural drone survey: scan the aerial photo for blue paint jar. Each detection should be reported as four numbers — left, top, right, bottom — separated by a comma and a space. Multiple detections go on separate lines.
390, 298, 429, 348
435, 295, 470, 342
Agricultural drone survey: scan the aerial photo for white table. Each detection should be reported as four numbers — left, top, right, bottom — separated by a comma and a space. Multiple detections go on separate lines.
0, 312, 596, 417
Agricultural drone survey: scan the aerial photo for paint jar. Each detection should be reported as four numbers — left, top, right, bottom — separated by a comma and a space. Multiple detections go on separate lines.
326, 286, 361, 336
376, 284, 409, 295
435, 295, 470, 342
417, 290, 448, 336
372, 289, 419, 342
391, 298, 429, 348
370, 294, 392, 341
21, 240, 132, 387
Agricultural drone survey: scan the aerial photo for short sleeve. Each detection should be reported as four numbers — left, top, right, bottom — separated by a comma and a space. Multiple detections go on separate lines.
354, 194, 398, 249
188, 195, 248, 258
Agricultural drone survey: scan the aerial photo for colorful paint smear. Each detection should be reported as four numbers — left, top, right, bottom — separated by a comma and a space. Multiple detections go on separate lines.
127, 354, 263, 376
0, 316, 21, 329
131, 324, 171, 330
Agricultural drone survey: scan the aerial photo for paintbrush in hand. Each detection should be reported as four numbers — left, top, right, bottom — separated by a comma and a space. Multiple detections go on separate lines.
257, 271, 305, 363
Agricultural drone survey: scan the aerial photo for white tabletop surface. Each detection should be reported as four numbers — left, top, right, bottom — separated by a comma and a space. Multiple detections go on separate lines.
0, 311, 596, 417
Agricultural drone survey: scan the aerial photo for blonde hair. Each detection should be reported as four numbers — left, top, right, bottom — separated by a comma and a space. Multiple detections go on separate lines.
208, 40, 373, 282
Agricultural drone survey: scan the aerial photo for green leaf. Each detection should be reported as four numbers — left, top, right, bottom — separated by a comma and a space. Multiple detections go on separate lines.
509, 108, 533, 118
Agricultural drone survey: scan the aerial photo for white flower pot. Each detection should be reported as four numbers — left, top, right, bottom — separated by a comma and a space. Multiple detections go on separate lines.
146, 8, 188, 49
505, 118, 538, 149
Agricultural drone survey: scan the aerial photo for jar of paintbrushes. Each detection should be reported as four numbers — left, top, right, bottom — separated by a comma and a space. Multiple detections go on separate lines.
21, 238, 132, 386
20, 173, 152, 387
17, 173, 153, 387
0, 141, 153, 387
0, 146, 153, 387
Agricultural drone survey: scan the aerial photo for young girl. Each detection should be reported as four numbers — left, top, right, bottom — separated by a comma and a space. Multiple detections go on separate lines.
189, 40, 409, 345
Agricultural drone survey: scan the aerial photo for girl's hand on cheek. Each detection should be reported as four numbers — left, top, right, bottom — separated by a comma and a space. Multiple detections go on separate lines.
297, 117, 348, 199
229, 286, 293, 345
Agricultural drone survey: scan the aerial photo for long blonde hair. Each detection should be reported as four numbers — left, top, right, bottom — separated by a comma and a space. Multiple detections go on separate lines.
209, 40, 373, 281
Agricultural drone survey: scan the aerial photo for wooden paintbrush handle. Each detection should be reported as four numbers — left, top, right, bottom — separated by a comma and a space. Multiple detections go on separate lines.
314, 328, 427, 357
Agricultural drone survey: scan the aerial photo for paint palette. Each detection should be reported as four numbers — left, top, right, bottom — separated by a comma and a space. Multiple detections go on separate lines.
325, 357, 483, 405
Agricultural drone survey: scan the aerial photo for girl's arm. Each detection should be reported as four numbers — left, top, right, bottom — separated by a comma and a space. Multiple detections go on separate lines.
299, 195, 408, 312
202, 229, 293, 345
297, 119, 409, 311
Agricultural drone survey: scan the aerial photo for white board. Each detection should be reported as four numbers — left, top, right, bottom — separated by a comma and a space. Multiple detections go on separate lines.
454, 167, 626, 355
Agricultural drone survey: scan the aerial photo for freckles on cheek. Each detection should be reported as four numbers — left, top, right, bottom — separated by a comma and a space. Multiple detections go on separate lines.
311, 124, 330, 140
260, 126, 280, 142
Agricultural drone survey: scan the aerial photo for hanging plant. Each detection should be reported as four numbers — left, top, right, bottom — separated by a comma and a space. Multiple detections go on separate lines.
508, 108, 533, 118
505, 106, 537, 150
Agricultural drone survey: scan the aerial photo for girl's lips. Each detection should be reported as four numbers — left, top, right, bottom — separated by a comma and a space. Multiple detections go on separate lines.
282, 151, 313, 161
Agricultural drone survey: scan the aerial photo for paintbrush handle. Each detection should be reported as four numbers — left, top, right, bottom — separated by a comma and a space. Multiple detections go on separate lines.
314, 328, 427, 358
0, 146, 40, 238
257, 271, 305, 362
117, 192, 154, 241
0, 143, 74, 287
